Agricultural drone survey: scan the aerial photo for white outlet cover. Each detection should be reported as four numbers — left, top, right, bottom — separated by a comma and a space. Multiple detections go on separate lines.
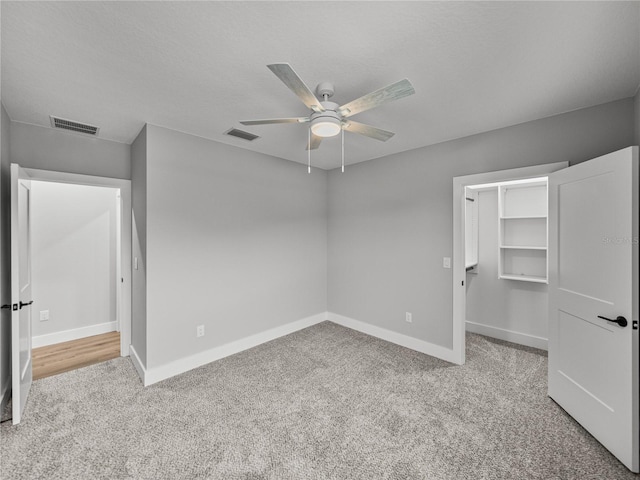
39, 310, 49, 321
406, 312, 412, 323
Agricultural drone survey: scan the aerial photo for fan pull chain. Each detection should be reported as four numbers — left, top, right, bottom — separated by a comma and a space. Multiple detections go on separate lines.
341, 128, 345, 173
308, 127, 311, 174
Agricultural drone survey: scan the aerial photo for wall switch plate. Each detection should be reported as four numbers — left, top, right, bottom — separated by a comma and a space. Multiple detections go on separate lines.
406, 312, 412, 323
40, 310, 49, 322
443, 257, 451, 268
196, 325, 205, 337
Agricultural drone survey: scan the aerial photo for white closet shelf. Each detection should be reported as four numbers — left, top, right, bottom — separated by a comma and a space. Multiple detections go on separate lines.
498, 179, 548, 283
499, 273, 548, 283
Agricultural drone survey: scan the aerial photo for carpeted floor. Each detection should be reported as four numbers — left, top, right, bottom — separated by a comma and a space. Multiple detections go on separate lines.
1, 321, 638, 479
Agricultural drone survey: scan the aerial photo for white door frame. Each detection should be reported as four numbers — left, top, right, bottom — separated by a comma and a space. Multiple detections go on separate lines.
452, 162, 567, 364
22, 168, 132, 356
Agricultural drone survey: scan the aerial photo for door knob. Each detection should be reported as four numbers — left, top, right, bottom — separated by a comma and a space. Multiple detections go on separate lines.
597, 315, 628, 327
19, 300, 33, 309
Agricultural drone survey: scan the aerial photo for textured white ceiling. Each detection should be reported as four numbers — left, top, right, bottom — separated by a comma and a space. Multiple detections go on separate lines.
2, 1, 639, 170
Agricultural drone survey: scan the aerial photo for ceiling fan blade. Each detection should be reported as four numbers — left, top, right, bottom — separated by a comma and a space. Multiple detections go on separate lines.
306, 133, 323, 150
339, 78, 415, 118
343, 121, 395, 142
267, 63, 325, 113
240, 117, 309, 126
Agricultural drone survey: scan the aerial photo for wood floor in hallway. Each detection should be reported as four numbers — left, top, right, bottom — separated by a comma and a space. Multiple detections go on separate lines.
32, 331, 121, 380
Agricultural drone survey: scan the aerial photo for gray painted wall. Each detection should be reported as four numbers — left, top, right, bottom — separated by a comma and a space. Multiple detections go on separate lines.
31, 182, 118, 338
10, 122, 130, 180
144, 125, 327, 369
3, 93, 636, 377
328, 97, 635, 349
131, 126, 147, 366
0, 104, 11, 408
465, 189, 548, 341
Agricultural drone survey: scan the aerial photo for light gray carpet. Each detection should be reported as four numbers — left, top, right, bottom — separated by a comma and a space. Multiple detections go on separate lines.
1, 321, 638, 479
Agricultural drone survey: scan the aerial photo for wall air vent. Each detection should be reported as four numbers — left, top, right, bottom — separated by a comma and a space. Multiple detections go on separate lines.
225, 128, 259, 141
50, 116, 100, 136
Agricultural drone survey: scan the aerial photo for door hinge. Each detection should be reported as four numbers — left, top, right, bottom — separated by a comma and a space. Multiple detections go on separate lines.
461, 280, 464, 286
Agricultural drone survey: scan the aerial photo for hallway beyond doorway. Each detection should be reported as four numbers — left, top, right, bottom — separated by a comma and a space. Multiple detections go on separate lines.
32, 332, 120, 380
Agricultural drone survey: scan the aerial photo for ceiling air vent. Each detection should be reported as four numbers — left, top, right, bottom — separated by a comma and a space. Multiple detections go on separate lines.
225, 128, 259, 141
50, 116, 100, 136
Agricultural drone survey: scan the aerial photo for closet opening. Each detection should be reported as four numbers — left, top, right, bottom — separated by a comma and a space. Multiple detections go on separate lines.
463, 177, 549, 351
451, 162, 568, 365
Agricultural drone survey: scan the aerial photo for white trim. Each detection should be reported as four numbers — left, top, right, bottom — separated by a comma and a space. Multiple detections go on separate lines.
143, 313, 328, 386
0, 374, 10, 417
328, 312, 460, 364
32, 321, 117, 348
21, 167, 132, 357
465, 321, 548, 351
452, 162, 568, 366
129, 345, 146, 384
115, 190, 122, 333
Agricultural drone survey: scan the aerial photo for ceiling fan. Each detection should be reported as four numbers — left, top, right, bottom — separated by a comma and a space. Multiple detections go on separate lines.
240, 64, 416, 155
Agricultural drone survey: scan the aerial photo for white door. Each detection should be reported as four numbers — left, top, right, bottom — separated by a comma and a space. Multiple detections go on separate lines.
11, 164, 33, 425
548, 146, 639, 471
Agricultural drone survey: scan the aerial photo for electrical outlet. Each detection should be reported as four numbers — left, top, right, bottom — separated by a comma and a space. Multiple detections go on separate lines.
196, 325, 205, 337
406, 312, 412, 323
443, 257, 451, 269
40, 310, 49, 322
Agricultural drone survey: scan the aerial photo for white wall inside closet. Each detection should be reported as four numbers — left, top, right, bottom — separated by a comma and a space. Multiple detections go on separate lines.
31, 181, 120, 347
465, 184, 548, 349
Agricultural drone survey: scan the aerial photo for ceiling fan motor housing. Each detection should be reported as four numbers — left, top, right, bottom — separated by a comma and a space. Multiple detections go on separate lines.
310, 101, 342, 137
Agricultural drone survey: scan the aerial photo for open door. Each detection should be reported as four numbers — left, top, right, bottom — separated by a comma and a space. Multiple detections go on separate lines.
548, 147, 639, 471
11, 164, 33, 425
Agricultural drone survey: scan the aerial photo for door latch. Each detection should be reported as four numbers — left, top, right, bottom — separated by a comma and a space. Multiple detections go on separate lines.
633, 320, 638, 330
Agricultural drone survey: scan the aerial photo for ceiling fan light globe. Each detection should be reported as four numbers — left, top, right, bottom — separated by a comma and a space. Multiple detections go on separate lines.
311, 118, 341, 137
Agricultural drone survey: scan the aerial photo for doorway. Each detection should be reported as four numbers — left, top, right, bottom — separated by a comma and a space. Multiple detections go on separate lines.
29, 180, 122, 379
463, 177, 549, 350
451, 162, 568, 364
17, 168, 132, 359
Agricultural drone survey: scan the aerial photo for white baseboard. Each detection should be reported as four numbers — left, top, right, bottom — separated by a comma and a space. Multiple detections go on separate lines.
328, 312, 460, 364
466, 321, 548, 351
143, 312, 328, 386
32, 321, 118, 348
0, 374, 10, 417
129, 345, 146, 384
